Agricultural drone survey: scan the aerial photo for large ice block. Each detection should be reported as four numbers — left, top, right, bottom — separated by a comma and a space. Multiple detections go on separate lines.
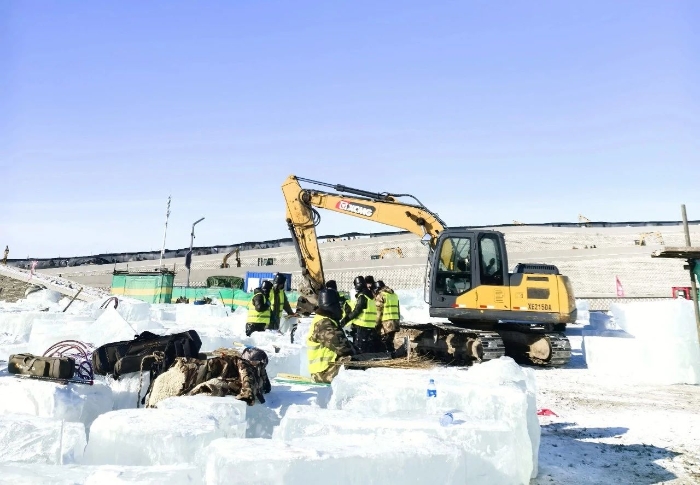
0, 311, 39, 344
583, 300, 700, 385
83, 464, 203, 484
0, 464, 203, 485
246, 382, 332, 438
200, 435, 468, 485
0, 376, 113, 431
327, 358, 536, 479
274, 405, 531, 484
0, 414, 86, 464
156, 395, 247, 438
81, 408, 224, 465
98, 373, 152, 411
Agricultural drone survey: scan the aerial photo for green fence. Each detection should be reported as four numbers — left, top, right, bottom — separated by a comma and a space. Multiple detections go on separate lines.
111, 271, 175, 303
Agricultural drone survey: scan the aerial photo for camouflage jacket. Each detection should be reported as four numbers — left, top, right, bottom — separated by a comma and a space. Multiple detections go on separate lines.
375, 287, 399, 323
146, 351, 271, 408
310, 315, 354, 357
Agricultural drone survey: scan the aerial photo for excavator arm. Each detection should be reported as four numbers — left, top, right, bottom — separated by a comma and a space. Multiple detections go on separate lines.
282, 175, 447, 311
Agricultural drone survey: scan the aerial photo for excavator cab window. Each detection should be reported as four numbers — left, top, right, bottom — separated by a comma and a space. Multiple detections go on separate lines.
478, 233, 504, 286
435, 237, 471, 295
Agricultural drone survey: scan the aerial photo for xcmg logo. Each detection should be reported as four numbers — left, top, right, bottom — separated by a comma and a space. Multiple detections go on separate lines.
336, 200, 375, 217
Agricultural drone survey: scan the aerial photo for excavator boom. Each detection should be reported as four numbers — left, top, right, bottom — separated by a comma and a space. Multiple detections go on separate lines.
283, 175, 445, 301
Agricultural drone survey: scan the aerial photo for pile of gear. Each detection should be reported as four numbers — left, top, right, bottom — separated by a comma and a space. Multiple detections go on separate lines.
7, 327, 271, 409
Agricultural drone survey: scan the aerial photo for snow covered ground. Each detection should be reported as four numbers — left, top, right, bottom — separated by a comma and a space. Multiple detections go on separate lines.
0, 289, 698, 484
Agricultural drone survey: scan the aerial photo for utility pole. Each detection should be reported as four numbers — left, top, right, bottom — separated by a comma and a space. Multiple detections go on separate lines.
186, 217, 205, 288
158, 196, 171, 270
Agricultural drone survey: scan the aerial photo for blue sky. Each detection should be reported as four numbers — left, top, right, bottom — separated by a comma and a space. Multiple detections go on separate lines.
2, 1, 698, 258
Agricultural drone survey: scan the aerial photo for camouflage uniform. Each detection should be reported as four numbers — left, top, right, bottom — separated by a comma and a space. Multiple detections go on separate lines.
375, 286, 401, 353
311, 356, 352, 383
145, 351, 271, 408
308, 315, 355, 383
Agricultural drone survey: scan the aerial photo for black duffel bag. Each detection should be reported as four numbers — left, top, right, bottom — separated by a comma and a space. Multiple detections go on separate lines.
9, 353, 75, 379
92, 330, 202, 379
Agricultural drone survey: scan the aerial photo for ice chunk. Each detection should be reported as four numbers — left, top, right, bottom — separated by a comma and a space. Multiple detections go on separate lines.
575, 299, 590, 324
99, 373, 151, 411
259, 344, 301, 379
175, 303, 229, 324
246, 381, 332, 438
0, 464, 92, 485
81, 307, 138, 347
115, 298, 152, 323
156, 395, 247, 439
0, 464, 203, 485
395, 289, 442, 324
0, 311, 39, 344
81, 408, 223, 465
200, 435, 467, 485
274, 405, 531, 483
83, 464, 203, 484
583, 300, 700, 385
0, 376, 113, 431
588, 311, 618, 331
0, 414, 86, 464
24, 289, 63, 306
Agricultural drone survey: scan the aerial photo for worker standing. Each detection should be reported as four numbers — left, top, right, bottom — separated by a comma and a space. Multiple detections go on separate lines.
2, 246, 8, 265
340, 276, 379, 353
270, 273, 295, 330
325, 280, 351, 321
307, 288, 356, 383
372, 280, 402, 355
246, 280, 273, 337
364, 275, 375, 293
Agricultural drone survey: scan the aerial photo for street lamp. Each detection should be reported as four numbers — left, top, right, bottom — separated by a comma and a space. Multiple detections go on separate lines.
186, 217, 205, 288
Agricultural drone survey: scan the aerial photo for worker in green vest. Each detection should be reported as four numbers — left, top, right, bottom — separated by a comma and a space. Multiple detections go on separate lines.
270, 273, 296, 331
246, 280, 272, 337
325, 280, 351, 322
307, 287, 356, 383
340, 276, 380, 353
372, 280, 403, 355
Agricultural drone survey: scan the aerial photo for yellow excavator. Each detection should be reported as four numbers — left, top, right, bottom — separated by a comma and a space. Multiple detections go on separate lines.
282, 175, 575, 366
220, 247, 241, 268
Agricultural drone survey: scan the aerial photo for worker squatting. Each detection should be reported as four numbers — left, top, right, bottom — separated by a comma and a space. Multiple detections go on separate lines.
245, 273, 405, 384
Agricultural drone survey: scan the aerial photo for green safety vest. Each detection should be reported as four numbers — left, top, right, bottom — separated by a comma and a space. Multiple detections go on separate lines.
272, 289, 287, 318
381, 291, 400, 321
307, 314, 339, 374
349, 293, 377, 328
247, 293, 271, 325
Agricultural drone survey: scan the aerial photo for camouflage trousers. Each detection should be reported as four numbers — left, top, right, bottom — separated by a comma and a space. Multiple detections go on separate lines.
311, 356, 351, 384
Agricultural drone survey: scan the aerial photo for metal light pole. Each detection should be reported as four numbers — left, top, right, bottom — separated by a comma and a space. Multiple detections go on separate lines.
186, 217, 205, 288
158, 196, 172, 269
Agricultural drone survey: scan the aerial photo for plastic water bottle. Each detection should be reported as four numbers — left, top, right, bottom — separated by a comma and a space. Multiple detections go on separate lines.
440, 412, 454, 427
426, 378, 437, 415
426, 378, 437, 398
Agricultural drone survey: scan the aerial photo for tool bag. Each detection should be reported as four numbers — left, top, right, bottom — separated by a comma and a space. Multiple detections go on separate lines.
92, 330, 202, 379
8, 353, 75, 379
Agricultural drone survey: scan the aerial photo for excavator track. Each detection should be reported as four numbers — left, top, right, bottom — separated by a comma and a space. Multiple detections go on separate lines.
396, 321, 570, 368
495, 324, 572, 367
396, 322, 505, 365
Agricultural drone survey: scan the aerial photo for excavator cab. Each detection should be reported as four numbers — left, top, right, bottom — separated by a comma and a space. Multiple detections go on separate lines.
427, 230, 508, 312
427, 229, 576, 328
